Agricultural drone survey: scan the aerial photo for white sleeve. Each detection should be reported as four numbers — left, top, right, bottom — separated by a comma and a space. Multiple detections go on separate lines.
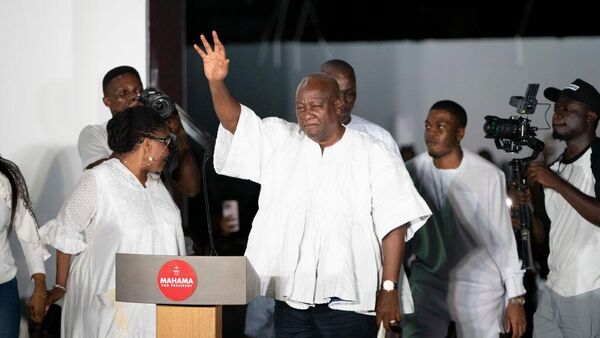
78, 125, 110, 170
213, 104, 287, 184
486, 172, 526, 299
14, 198, 50, 277
39, 171, 98, 254
370, 147, 431, 242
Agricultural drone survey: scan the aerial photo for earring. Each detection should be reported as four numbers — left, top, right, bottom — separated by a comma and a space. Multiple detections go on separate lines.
148, 155, 154, 162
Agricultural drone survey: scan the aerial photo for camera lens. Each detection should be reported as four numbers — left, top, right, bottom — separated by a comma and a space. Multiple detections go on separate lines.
484, 116, 521, 139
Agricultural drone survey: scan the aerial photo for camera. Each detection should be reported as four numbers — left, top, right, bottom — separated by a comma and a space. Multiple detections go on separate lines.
140, 87, 176, 119
483, 83, 545, 271
483, 83, 544, 153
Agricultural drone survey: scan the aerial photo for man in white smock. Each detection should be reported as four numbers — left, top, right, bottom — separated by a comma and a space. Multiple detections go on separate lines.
245, 58, 407, 338
403, 100, 527, 338
194, 31, 431, 337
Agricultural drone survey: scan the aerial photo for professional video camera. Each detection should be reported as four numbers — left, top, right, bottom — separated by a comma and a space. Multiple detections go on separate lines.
483, 83, 544, 154
140, 87, 176, 119
482, 83, 545, 271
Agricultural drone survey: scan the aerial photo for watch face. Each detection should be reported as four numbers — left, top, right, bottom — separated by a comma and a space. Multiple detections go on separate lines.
383, 280, 395, 291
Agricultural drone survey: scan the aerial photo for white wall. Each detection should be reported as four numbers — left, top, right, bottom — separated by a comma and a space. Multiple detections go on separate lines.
0, 1, 147, 336
188, 36, 600, 164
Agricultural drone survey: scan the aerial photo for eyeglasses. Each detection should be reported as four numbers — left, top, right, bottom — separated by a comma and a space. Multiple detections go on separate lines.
139, 133, 176, 151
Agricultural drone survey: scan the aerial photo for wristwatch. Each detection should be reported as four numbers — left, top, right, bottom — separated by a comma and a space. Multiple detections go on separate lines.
509, 296, 525, 305
381, 280, 398, 292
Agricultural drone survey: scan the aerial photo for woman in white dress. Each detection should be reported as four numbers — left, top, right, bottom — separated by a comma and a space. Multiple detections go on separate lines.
0, 156, 49, 338
40, 106, 186, 337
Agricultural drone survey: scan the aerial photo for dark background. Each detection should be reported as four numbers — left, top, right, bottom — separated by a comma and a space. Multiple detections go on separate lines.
186, 0, 600, 43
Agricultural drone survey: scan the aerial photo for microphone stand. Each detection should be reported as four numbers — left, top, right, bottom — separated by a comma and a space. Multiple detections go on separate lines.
176, 103, 218, 256
202, 151, 218, 256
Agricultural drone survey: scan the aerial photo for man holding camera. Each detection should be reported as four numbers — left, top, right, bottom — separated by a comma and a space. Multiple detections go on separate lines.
77, 65, 200, 197
403, 100, 526, 338
521, 79, 600, 337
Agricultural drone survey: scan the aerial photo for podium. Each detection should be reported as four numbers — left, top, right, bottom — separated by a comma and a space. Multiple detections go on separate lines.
115, 254, 260, 338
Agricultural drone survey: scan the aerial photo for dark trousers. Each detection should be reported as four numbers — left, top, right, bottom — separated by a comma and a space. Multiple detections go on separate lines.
0, 277, 20, 338
274, 300, 378, 338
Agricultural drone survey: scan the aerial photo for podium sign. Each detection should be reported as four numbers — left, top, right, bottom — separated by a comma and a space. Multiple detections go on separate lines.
115, 254, 260, 338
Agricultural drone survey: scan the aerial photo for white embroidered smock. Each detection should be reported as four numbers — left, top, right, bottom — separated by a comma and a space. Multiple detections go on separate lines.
39, 159, 185, 338
214, 105, 431, 314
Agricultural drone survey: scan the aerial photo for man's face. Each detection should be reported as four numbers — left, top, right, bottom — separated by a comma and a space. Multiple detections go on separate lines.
552, 95, 595, 141
424, 109, 464, 159
295, 79, 342, 143
103, 73, 143, 115
323, 68, 356, 125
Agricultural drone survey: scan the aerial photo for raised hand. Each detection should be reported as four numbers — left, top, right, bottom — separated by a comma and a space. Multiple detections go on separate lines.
193, 31, 229, 82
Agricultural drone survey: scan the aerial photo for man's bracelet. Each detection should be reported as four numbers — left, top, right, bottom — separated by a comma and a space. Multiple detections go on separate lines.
54, 284, 67, 293
509, 296, 525, 305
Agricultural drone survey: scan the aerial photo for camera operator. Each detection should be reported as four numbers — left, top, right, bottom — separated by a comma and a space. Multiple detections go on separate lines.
77, 66, 200, 197
514, 79, 600, 337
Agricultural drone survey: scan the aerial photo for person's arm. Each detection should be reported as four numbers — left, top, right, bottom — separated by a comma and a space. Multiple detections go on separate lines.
376, 224, 406, 331
193, 31, 241, 134
165, 114, 201, 197
45, 250, 71, 311
528, 161, 600, 226
12, 196, 50, 323
29, 273, 47, 322
38, 171, 99, 309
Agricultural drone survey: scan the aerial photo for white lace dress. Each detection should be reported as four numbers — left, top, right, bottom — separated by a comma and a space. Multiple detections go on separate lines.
39, 159, 185, 338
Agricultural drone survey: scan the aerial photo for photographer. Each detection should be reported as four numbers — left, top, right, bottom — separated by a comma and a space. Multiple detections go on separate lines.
514, 79, 600, 337
77, 66, 200, 197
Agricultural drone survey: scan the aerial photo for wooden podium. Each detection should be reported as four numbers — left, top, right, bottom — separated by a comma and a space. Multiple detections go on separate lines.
115, 254, 260, 338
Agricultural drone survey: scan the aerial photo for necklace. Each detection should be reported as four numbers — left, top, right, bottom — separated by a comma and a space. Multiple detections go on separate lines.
554, 155, 573, 181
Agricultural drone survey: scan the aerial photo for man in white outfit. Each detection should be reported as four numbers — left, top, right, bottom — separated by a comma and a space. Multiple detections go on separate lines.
244, 59, 406, 338
403, 100, 527, 338
195, 31, 431, 338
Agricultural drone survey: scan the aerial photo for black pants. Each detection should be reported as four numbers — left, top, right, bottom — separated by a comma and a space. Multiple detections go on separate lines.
274, 301, 378, 338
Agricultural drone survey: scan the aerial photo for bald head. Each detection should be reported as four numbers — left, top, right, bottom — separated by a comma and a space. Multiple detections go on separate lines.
297, 73, 341, 100
319, 59, 356, 124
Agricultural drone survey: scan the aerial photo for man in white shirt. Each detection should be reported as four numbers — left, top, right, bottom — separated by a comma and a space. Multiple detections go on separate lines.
78, 66, 201, 197
194, 31, 431, 337
245, 58, 407, 338
320, 59, 400, 156
522, 79, 600, 337
403, 100, 526, 338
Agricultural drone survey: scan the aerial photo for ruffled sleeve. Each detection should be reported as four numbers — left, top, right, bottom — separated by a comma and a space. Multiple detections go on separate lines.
39, 170, 98, 254
14, 197, 50, 276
